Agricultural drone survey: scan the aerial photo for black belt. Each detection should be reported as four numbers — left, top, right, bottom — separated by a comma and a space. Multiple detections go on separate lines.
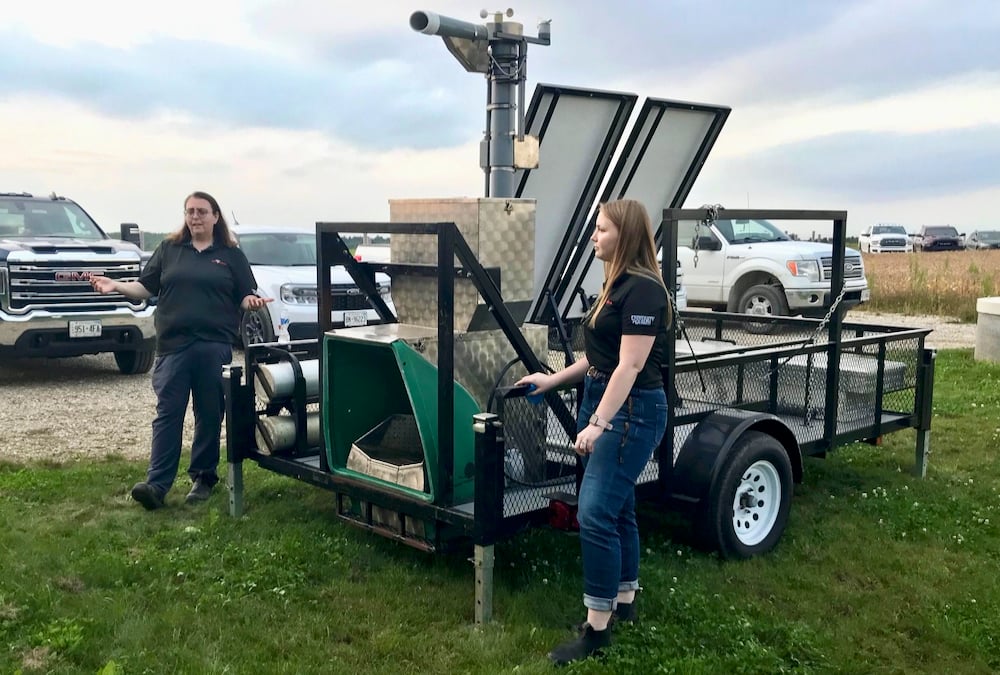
586, 366, 611, 381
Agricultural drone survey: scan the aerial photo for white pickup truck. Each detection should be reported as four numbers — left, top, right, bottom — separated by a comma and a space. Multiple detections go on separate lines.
676, 217, 869, 331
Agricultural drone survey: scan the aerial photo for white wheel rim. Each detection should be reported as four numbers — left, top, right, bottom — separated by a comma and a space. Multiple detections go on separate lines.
745, 295, 773, 316
731, 459, 781, 546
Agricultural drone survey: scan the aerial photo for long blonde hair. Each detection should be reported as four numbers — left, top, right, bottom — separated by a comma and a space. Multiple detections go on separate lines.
588, 199, 669, 328
165, 190, 237, 247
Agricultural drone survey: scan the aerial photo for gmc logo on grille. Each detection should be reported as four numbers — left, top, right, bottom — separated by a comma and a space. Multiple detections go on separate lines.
55, 271, 102, 281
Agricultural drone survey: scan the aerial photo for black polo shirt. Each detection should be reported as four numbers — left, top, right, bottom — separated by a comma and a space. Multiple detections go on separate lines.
139, 239, 258, 354
583, 272, 670, 389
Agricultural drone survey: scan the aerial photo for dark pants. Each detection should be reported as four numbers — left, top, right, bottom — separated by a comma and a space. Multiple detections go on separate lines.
146, 341, 232, 495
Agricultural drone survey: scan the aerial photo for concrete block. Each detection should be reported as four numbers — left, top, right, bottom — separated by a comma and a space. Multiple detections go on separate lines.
975, 297, 1000, 362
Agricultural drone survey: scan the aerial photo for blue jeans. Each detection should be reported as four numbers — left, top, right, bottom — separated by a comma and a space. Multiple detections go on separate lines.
147, 341, 232, 495
577, 375, 668, 611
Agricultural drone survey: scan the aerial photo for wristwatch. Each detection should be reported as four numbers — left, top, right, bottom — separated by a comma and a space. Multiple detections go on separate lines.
589, 413, 613, 431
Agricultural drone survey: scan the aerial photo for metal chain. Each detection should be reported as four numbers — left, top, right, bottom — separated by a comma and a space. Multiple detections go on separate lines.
812, 282, 849, 340
664, 282, 707, 393
692, 204, 722, 269
767, 281, 850, 379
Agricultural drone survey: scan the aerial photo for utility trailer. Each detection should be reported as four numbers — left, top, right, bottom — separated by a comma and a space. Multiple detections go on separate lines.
221, 9, 936, 623
223, 206, 936, 623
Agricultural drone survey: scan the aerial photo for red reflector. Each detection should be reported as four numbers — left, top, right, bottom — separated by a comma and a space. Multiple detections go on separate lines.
355, 254, 362, 261
548, 499, 579, 531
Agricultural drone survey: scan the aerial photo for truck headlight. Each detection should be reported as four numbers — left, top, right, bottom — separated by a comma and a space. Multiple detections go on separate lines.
280, 284, 318, 304
0, 264, 7, 296
786, 259, 820, 282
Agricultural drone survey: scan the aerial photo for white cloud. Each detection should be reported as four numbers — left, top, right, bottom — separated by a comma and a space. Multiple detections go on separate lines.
1, 0, 998, 237
3, 0, 264, 49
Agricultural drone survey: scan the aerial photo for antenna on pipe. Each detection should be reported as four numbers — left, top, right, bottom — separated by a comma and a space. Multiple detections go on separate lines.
410, 9, 550, 198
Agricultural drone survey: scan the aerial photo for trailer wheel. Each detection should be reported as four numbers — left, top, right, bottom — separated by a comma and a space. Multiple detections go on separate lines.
701, 431, 792, 559
737, 284, 787, 335
241, 308, 275, 349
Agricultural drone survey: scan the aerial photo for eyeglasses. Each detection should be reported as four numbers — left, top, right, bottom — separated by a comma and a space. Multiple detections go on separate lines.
184, 208, 212, 217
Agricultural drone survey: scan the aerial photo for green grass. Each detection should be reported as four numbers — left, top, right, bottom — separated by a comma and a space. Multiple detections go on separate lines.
2, 350, 1000, 673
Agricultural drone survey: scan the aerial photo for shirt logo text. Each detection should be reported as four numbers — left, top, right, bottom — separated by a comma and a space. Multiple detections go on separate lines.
630, 314, 654, 326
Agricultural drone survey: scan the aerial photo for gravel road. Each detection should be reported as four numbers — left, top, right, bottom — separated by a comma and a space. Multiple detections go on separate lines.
0, 312, 977, 465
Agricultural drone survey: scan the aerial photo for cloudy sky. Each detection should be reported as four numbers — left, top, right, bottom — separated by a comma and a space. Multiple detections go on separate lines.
1, 0, 997, 236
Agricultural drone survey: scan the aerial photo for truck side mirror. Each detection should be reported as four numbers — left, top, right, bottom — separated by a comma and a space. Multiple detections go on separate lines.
697, 235, 722, 251
120, 223, 143, 248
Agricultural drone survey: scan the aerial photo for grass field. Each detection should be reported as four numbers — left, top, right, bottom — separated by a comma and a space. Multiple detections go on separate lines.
2, 350, 999, 673
858, 250, 1000, 321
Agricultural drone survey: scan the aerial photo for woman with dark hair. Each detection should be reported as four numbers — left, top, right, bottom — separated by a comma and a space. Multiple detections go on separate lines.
517, 199, 670, 665
91, 191, 271, 509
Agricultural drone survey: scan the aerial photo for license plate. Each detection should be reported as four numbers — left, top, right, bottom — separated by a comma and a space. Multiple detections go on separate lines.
344, 311, 368, 327
69, 319, 102, 338
861, 289, 871, 302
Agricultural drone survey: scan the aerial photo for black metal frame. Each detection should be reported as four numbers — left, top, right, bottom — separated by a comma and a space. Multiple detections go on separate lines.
226, 209, 937, 552
225, 221, 579, 549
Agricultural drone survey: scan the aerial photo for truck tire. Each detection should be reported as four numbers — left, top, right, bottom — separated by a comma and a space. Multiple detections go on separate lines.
241, 308, 275, 349
114, 349, 155, 375
699, 431, 793, 559
737, 284, 788, 335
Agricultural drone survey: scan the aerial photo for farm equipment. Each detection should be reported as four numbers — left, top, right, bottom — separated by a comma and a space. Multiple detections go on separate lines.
222, 10, 937, 623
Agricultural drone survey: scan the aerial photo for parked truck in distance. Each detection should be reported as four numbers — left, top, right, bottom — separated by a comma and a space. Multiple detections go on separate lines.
859, 223, 912, 253
676, 216, 869, 332
0, 192, 156, 374
914, 225, 963, 252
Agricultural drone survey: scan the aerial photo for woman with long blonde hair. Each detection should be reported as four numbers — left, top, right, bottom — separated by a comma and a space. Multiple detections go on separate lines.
518, 199, 670, 665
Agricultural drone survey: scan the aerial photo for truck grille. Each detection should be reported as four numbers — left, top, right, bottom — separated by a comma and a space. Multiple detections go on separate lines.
330, 283, 377, 312
6, 255, 145, 312
820, 256, 864, 280
879, 238, 907, 247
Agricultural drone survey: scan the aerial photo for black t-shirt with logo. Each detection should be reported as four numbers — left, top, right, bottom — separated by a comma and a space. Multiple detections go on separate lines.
139, 239, 258, 354
583, 272, 670, 389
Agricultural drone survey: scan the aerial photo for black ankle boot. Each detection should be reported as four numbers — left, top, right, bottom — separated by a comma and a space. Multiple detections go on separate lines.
572, 600, 637, 632
614, 600, 637, 624
548, 623, 612, 666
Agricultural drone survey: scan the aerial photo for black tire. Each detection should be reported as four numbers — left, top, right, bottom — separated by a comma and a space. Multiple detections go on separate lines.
698, 431, 793, 559
737, 284, 788, 335
114, 349, 155, 375
240, 308, 275, 349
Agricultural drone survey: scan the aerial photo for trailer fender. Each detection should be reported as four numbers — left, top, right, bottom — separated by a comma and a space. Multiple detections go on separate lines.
671, 409, 802, 504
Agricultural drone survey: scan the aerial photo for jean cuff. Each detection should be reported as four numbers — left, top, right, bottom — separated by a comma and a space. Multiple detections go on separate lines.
618, 580, 641, 593
583, 593, 616, 612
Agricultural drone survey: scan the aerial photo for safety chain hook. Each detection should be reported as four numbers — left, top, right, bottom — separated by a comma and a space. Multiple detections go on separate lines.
692, 204, 722, 269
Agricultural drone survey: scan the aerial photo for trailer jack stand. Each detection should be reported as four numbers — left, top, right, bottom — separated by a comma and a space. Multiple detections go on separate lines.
228, 460, 244, 518
473, 544, 494, 624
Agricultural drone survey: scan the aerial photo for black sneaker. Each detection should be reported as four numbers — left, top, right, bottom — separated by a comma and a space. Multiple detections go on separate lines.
131, 482, 165, 510
185, 480, 213, 505
548, 623, 612, 666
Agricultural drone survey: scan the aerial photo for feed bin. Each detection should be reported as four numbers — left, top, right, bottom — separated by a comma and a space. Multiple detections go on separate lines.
323, 324, 480, 505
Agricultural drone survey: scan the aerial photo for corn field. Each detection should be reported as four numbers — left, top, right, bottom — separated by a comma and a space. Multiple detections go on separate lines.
860, 250, 1000, 322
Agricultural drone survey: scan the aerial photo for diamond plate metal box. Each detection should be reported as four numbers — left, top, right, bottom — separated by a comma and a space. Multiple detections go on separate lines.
389, 198, 537, 330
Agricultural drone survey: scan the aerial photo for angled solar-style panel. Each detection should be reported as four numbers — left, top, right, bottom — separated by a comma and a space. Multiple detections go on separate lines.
513, 84, 637, 323
554, 98, 731, 319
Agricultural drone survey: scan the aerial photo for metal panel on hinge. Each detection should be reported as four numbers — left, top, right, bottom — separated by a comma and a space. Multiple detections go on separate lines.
513, 84, 637, 323
554, 98, 731, 320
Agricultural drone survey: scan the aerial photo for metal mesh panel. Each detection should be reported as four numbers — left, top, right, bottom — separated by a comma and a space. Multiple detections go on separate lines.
494, 310, 928, 522
490, 358, 579, 519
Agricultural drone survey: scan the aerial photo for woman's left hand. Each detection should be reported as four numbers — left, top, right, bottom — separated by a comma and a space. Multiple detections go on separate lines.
242, 295, 274, 310
574, 423, 604, 455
